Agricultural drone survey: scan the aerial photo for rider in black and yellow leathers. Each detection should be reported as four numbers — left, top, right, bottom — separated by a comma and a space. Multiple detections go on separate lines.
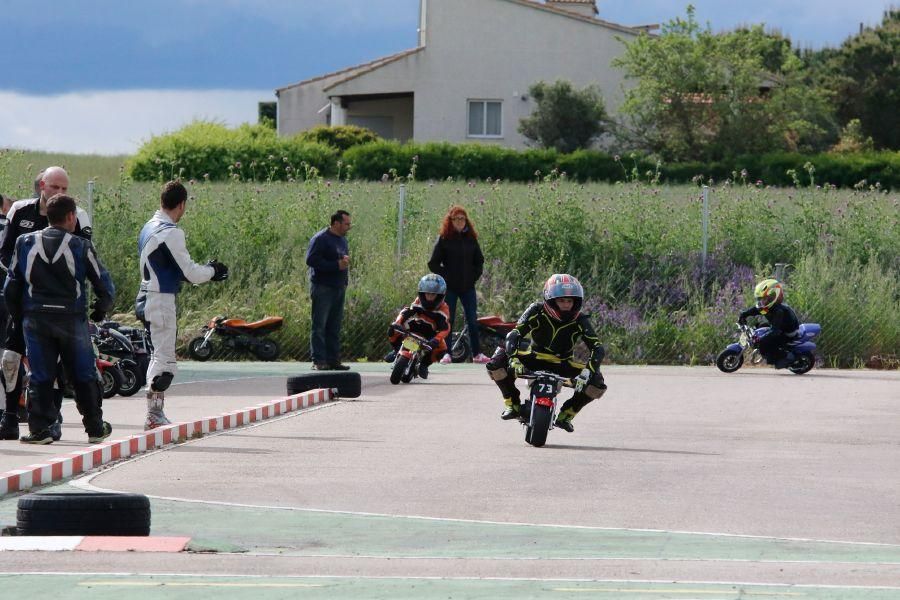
485, 274, 607, 433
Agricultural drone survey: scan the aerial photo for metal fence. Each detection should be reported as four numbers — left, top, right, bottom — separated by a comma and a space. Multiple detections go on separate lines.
82, 179, 898, 370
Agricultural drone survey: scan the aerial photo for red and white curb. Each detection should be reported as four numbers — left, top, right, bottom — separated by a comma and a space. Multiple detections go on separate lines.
0, 536, 191, 552
0, 388, 332, 497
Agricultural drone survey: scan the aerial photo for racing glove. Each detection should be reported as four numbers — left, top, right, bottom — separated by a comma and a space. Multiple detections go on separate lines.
1, 349, 22, 393
208, 260, 229, 281
89, 300, 105, 323
509, 357, 524, 376
574, 368, 590, 393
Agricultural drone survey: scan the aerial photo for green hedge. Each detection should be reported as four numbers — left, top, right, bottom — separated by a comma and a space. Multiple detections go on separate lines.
127, 122, 338, 181
294, 124, 380, 153
127, 121, 899, 189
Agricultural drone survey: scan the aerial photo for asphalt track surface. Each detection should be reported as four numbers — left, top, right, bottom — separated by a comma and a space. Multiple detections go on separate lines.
1, 363, 899, 599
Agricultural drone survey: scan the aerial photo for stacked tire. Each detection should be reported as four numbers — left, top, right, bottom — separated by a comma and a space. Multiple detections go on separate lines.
17, 492, 151, 536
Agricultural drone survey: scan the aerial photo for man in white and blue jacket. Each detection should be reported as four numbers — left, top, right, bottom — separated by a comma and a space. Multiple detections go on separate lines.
4, 195, 115, 444
136, 181, 228, 429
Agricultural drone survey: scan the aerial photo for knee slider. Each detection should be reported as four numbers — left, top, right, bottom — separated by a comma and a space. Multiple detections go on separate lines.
484, 360, 507, 381
584, 373, 606, 399
151, 372, 174, 392
584, 382, 607, 400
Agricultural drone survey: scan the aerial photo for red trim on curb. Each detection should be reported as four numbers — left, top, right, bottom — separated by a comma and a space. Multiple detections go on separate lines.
0, 389, 333, 496
76, 536, 191, 553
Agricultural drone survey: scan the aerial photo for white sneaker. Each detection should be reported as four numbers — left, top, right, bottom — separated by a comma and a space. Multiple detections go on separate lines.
473, 353, 491, 364
439, 354, 452, 365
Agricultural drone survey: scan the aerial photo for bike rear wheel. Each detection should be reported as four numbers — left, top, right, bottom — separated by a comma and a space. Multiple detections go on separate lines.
253, 339, 280, 361
449, 333, 470, 363
788, 352, 815, 375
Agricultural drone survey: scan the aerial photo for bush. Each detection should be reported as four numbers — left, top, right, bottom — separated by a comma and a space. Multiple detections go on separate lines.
128, 121, 899, 189
293, 125, 380, 153
126, 121, 338, 181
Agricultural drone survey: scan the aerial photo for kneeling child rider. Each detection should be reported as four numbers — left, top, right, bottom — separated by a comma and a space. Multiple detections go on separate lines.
485, 274, 606, 433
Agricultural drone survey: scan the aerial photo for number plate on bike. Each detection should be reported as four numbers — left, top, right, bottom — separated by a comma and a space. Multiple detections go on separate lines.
535, 396, 553, 407
402, 338, 420, 352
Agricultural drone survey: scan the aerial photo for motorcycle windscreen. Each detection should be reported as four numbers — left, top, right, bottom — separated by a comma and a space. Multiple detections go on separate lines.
401, 337, 420, 352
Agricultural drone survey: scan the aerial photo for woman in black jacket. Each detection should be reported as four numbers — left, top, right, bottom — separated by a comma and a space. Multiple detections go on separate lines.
428, 205, 489, 363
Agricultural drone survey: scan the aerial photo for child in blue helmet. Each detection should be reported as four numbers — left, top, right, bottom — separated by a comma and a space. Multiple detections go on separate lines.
385, 274, 451, 379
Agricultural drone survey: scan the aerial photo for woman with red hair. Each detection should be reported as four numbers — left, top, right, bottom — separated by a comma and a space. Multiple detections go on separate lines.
428, 205, 488, 363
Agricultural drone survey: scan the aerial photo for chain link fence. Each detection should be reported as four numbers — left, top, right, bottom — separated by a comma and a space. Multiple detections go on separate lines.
80, 177, 898, 370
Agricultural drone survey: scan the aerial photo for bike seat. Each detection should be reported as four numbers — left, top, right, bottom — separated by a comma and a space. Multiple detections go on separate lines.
477, 315, 516, 328
221, 316, 284, 330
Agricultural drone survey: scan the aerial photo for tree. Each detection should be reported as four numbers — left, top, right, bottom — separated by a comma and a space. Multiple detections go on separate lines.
258, 102, 277, 129
518, 80, 609, 153
611, 6, 835, 161
808, 10, 899, 149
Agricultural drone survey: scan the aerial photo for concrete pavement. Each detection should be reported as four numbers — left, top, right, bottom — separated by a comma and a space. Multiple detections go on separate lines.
1, 363, 898, 598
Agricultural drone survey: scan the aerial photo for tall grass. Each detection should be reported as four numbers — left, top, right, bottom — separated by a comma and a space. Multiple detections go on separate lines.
1, 150, 896, 366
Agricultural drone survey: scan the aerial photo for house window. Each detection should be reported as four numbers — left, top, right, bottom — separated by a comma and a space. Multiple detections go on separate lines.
467, 100, 502, 137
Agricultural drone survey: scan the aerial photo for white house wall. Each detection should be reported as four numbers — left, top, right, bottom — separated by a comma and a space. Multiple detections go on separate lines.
280, 0, 639, 148
278, 74, 348, 136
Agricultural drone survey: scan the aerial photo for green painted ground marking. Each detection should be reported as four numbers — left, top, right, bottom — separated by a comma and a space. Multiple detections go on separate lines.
3, 484, 899, 565
0, 575, 898, 600
146, 499, 900, 563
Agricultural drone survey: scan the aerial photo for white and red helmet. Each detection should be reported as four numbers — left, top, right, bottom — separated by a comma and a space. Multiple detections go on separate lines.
542, 274, 584, 322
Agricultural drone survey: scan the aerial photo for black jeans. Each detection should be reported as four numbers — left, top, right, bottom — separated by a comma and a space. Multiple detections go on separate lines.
445, 287, 480, 356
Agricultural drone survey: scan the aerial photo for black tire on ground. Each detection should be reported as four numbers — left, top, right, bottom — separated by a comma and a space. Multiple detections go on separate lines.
715, 350, 744, 373
789, 352, 815, 375
286, 371, 361, 398
17, 492, 151, 536
390, 355, 409, 385
449, 333, 470, 363
188, 337, 214, 361
525, 403, 552, 448
100, 366, 123, 398
117, 363, 142, 397
252, 339, 280, 361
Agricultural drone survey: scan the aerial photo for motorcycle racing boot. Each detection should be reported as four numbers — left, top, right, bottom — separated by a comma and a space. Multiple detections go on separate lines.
418, 363, 430, 379
145, 391, 173, 430
0, 412, 19, 440
554, 408, 576, 433
500, 397, 521, 420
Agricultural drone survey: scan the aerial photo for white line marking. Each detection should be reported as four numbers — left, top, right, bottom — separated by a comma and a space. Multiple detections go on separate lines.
69, 479, 900, 551
3, 573, 900, 590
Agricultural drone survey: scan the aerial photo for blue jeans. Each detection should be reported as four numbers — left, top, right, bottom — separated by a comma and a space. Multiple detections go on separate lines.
445, 288, 480, 355
310, 283, 346, 364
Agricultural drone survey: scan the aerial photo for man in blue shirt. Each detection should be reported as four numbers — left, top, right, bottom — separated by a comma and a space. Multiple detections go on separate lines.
305, 210, 351, 370
4, 195, 115, 444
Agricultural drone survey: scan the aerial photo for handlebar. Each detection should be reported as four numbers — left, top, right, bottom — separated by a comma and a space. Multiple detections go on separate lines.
516, 368, 575, 388
392, 326, 431, 345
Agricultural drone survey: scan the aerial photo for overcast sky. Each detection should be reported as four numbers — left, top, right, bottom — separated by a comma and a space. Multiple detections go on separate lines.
1, 0, 893, 154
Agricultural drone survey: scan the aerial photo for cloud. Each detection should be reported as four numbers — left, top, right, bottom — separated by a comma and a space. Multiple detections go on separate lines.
0, 89, 272, 155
